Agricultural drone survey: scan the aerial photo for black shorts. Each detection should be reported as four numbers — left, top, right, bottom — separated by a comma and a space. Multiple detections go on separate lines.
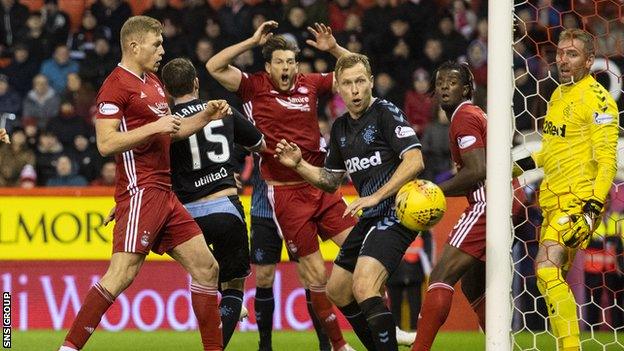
334, 215, 418, 275
185, 196, 250, 283
250, 216, 297, 264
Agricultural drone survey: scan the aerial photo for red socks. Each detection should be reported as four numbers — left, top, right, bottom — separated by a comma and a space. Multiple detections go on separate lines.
63, 282, 115, 349
191, 283, 223, 351
412, 282, 455, 351
309, 285, 347, 350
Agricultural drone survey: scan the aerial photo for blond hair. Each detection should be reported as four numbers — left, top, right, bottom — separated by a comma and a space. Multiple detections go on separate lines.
559, 28, 595, 56
335, 54, 372, 79
120, 16, 162, 52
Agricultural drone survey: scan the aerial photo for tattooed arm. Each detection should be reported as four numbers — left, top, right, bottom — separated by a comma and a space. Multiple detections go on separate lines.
274, 139, 346, 193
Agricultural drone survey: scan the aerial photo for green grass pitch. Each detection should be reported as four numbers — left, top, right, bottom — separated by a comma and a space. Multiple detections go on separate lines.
10, 330, 622, 350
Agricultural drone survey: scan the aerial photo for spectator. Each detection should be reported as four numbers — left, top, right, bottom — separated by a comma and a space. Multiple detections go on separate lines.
35, 130, 63, 185
284, 0, 328, 26
79, 37, 118, 89
417, 37, 445, 74
41, 0, 70, 47
0, 128, 35, 187
46, 154, 87, 187
62, 73, 96, 125
278, 6, 312, 57
181, 0, 217, 45
328, 0, 362, 33
89, 0, 132, 48
202, 17, 227, 52
46, 101, 90, 148
378, 16, 416, 86
0, 0, 29, 47
22, 74, 61, 129
374, 72, 404, 108
362, 0, 394, 53
19, 164, 37, 188
218, 0, 254, 42
68, 134, 101, 182
161, 18, 188, 64
40, 44, 79, 93
404, 69, 434, 136
450, 0, 477, 40
90, 160, 115, 186
22, 118, 39, 150
0, 74, 21, 126
3, 43, 39, 97
397, 0, 437, 54
420, 107, 452, 182
67, 9, 111, 60
18, 12, 53, 63
143, 0, 182, 24
435, 14, 468, 61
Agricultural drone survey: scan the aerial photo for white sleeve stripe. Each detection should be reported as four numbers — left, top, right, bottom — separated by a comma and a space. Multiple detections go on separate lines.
399, 143, 422, 159
324, 167, 346, 173
248, 136, 264, 149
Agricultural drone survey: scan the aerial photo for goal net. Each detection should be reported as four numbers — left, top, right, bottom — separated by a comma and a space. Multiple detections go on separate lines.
510, 1, 624, 350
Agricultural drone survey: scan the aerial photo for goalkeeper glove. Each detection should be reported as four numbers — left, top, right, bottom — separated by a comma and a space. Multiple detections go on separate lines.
559, 199, 603, 248
511, 145, 537, 177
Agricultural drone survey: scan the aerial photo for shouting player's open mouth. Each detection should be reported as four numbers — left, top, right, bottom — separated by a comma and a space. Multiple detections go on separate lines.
280, 74, 289, 84
352, 98, 362, 107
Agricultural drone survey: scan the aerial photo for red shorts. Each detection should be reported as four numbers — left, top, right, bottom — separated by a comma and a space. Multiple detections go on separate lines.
267, 182, 355, 258
447, 201, 486, 261
113, 187, 201, 255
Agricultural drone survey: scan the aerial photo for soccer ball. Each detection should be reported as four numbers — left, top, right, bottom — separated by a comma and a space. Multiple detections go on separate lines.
395, 179, 446, 231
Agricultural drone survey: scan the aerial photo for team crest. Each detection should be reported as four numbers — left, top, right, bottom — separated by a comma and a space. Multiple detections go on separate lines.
362, 125, 377, 145
340, 137, 347, 147
141, 231, 151, 247
287, 240, 298, 254
297, 86, 309, 94
157, 86, 165, 97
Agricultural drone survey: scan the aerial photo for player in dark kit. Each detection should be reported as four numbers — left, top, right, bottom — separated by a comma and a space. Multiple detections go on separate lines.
412, 62, 487, 351
161, 57, 266, 348
60, 16, 230, 351
275, 54, 424, 351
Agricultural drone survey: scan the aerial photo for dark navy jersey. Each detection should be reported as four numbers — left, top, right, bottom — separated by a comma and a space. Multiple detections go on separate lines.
250, 154, 273, 219
170, 99, 263, 204
325, 99, 421, 217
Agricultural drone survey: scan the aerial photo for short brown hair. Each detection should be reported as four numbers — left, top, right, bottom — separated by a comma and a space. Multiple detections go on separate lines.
161, 58, 196, 97
120, 16, 162, 50
262, 35, 300, 62
335, 54, 372, 79
559, 28, 595, 56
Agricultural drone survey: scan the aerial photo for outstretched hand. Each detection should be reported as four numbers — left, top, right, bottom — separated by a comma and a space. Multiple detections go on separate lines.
251, 20, 278, 46
343, 195, 379, 218
306, 23, 337, 52
274, 139, 302, 169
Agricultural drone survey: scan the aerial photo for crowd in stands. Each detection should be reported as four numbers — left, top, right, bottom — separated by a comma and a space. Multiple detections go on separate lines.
1, 0, 620, 188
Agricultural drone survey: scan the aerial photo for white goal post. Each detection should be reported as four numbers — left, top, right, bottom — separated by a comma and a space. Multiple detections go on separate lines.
486, 1, 513, 351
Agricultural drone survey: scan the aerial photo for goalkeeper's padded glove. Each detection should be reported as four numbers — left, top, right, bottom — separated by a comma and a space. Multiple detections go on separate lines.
511, 145, 537, 177
559, 199, 603, 248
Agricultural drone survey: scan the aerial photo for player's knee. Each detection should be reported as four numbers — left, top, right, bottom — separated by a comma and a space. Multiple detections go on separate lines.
222, 278, 245, 291
352, 276, 375, 302
302, 262, 327, 286
326, 278, 344, 305
191, 258, 219, 285
102, 266, 139, 295
255, 265, 276, 288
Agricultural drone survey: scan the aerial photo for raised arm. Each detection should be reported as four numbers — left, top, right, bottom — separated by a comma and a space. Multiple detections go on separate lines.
206, 21, 278, 92
172, 100, 232, 141
343, 148, 424, 217
95, 115, 181, 157
306, 23, 350, 59
439, 148, 486, 197
274, 139, 346, 193
0, 128, 9, 144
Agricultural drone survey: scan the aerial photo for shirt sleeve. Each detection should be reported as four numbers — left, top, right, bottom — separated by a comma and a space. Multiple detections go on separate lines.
95, 77, 127, 120
232, 107, 264, 149
309, 72, 334, 96
586, 86, 619, 203
378, 102, 422, 158
324, 121, 346, 172
452, 111, 485, 155
237, 71, 257, 101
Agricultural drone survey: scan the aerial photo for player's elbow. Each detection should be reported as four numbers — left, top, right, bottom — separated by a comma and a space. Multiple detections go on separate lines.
206, 58, 221, 76
97, 140, 113, 157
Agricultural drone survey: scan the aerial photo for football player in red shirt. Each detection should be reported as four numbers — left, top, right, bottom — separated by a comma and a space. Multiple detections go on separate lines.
59, 16, 230, 351
208, 21, 355, 351
412, 62, 487, 351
